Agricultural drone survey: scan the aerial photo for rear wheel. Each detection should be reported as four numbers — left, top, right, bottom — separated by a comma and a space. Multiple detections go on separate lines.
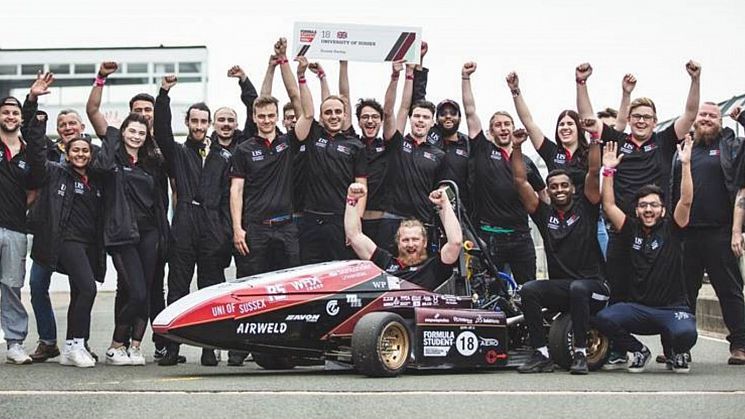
252, 353, 296, 370
352, 312, 411, 377
548, 313, 609, 371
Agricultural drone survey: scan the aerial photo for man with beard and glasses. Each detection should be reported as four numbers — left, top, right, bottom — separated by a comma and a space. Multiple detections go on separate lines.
345, 183, 461, 291
378, 61, 446, 255
511, 123, 607, 375
596, 138, 697, 374
676, 102, 745, 366
153, 75, 234, 367
461, 62, 546, 285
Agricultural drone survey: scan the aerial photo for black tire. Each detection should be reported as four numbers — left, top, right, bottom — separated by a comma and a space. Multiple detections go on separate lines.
547, 313, 609, 371
252, 353, 296, 370
352, 312, 411, 377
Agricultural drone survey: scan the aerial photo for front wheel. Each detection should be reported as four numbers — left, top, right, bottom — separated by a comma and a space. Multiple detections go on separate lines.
352, 312, 411, 377
547, 313, 609, 371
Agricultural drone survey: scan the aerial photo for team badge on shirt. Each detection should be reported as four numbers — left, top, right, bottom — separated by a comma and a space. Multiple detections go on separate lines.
316, 138, 329, 148
275, 142, 288, 153
336, 144, 351, 155
643, 144, 657, 153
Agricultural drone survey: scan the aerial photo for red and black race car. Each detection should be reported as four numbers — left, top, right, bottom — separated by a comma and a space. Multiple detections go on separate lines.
152, 259, 608, 377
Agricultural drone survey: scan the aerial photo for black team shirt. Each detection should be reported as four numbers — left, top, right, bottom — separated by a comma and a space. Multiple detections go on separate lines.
385, 131, 446, 222
292, 120, 366, 215
601, 124, 678, 214
62, 173, 100, 244
537, 138, 588, 191
531, 195, 603, 280
469, 131, 545, 232
371, 247, 454, 291
428, 128, 470, 208
361, 135, 388, 212
622, 216, 688, 307
0, 141, 33, 232
230, 133, 295, 223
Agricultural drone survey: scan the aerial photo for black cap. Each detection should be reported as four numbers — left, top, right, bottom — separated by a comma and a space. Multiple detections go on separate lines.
0, 96, 22, 110
436, 99, 461, 117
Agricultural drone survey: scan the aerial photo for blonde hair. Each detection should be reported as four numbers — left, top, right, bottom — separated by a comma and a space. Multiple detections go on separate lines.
629, 97, 657, 115
395, 219, 427, 243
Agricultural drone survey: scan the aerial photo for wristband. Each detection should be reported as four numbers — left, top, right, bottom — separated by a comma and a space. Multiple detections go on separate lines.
391, 73, 400, 80
405, 75, 414, 80
275, 58, 288, 65
602, 166, 616, 177
590, 131, 601, 140
346, 196, 359, 207
462, 77, 470, 81
94, 75, 106, 87
576, 78, 586, 85
298, 77, 307, 84
317, 71, 326, 80
511, 88, 521, 97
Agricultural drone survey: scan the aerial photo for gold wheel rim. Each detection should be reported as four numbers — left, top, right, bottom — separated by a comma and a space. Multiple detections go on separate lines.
378, 322, 409, 370
587, 329, 609, 364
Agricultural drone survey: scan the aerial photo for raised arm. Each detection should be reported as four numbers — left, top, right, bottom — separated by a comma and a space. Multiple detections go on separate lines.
395, 64, 415, 134
506, 71, 546, 151
87, 62, 118, 137
601, 142, 626, 230
412, 41, 429, 105
383, 60, 404, 141
23, 71, 53, 130
293, 56, 313, 141
575, 63, 603, 134
614, 74, 636, 132
274, 39, 302, 123
673, 60, 701, 139
431, 188, 463, 265
582, 119, 602, 204
674, 135, 694, 227
510, 129, 540, 214
345, 183, 377, 260
153, 75, 179, 161
308, 62, 330, 102
339, 60, 353, 130
461, 62, 482, 139
260, 52, 278, 96
228, 65, 258, 136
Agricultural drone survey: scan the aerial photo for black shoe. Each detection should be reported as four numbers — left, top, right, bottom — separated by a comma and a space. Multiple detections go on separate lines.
158, 347, 181, 366
517, 350, 554, 373
227, 351, 247, 367
670, 352, 690, 373
628, 346, 651, 373
85, 343, 98, 362
655, 354, 667, 364
178, 355, 187, 364
201, 348, 218, 366
570, 351, 588, 375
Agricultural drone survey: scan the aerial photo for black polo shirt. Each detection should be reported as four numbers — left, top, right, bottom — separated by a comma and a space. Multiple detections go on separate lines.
0, 141, 33, 232
62, 174, 101, 244
469, 131, 545, 232
622, 216, 687, 307
291, 130, 307, 213
385, 131, 446, 221
671, 137, 731, 228
122, 163, 156, 230
537, 138, 587, 191
291, 120, 366, 215
531, 195, 603, 280
370, 246, 454, 291
428, 128, 470, 208
601, 124, 678, 214
362, 135, 389, 212
230, 133, 295, 223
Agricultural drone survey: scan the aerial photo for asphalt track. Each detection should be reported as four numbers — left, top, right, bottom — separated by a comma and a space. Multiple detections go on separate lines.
1, 293, 743, 418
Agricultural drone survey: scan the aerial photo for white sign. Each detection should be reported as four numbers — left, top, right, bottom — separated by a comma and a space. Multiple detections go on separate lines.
293, 22, 422, 63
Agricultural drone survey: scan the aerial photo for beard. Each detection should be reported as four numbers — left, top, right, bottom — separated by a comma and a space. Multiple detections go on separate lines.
694, 123, 720, 144
0, 121, 19, 134
398, 248, 428, 267
440, 124, 458, 137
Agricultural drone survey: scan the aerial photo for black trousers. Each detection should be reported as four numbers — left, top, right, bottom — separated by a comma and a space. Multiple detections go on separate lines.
235, 222, 300, 278
478, 230, 536, 285
520, 279, 610, 349
299, 213, 354, 264
110, 229, 159, 343
58, 241, 98, 340
605, 230, 632, 303
684, 227, 745, 350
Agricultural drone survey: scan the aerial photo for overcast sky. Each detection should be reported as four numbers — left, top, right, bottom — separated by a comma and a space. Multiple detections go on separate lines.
4, 0, 744, 134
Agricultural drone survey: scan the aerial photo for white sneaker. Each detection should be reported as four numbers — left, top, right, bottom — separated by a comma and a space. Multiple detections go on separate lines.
105, 346, 132, 366
68, 347, 95, 368
6, 343, 32, 365
128, 346, 146, 366
59, 345, 72, 365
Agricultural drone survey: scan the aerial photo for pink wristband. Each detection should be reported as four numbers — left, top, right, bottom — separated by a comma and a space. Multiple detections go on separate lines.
94, 75, 106, 87
298, 77, 307, 85
602, 167, 616, 177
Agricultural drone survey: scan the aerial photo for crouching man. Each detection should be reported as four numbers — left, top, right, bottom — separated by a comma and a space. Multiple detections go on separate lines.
344, 183, 461, 291
595, 138, 697, 373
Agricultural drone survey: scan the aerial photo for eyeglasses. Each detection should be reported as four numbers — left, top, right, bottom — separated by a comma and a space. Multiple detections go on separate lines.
630, 113, 656, 122
360, 114, 381, 121
637, 202, 662, 209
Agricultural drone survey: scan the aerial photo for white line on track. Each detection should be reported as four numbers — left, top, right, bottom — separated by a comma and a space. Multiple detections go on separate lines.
1, 390, 744, 396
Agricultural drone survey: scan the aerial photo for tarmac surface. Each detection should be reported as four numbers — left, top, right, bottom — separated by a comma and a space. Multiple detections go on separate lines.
0, 292, 743, 419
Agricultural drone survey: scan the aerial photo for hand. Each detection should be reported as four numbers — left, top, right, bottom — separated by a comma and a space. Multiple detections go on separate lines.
268, 54, 279, 67
732, 231, 744, 257
161, 74, 178, 91
308, 62, 324, 76
505, 71, 519, 90
275, 37, 288, 56
29, 71, 54, 99
622, 73, 637, 94
462, 62, 477, 78
677, 133, 693, 165
419, 41, 428, 63
347, 183, 368, 200
233, 227, 249, 256
227, 65, 246, 81
429, 187, 450, 208
294, 56, 309, 76
391, 59, 405, 74
405, 63, 416, 74
602, 141, 623, 168
511, 128, 528, 147
575, 63, 593, 82
98, 61, 118, 78
686, 60, 701, 80
729, 106, 742, 121
581, 118, 599, 134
